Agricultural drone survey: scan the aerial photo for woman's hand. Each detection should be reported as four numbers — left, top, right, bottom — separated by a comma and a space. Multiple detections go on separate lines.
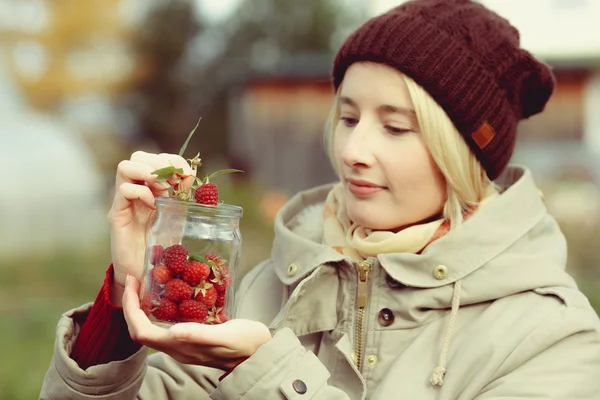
122, 276, 272, 370
108, 151, 196, 305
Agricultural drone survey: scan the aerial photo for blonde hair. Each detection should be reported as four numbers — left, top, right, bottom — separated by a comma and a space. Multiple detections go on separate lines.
324, 73, 495, 228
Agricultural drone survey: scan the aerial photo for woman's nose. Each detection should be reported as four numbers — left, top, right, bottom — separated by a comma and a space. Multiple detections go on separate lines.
341, 120, 376, 168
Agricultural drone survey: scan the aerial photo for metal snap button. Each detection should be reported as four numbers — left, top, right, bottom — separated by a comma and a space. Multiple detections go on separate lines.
433, 265, 448, 280
378, 308, 395, 327
292, 379, 307, 394
287, 263, 298, 277
366, 354, 378, 366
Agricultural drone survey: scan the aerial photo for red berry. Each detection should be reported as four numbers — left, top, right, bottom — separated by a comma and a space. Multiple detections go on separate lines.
195, 285, 218, 307
153, 299, 178, 321
148, 280, 163, 295
163, 244, 188, 274
182, 261, 210, 287
179, 300, 208, 323
151, 264, 173, 284
151, 245, 164, 265
218, 309, 230, 322
205, 254, 227, 272
213, 276, 230, 293
210, 265, 231, 293
164, 279, 193, 303
215, 292, 226, 308
204, 254, 222, 264
195, 182, 219, 205
141, 291, 161, 313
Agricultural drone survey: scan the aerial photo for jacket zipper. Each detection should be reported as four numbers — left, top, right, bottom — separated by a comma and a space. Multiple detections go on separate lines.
354, 259, 371, 371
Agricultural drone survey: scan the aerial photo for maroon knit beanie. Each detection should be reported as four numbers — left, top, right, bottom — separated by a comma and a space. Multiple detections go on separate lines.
332, 0, 556, 180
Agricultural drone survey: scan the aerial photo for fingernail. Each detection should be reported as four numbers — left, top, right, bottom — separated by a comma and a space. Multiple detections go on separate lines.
125, 274, 131, 287
159, 182, 170, 190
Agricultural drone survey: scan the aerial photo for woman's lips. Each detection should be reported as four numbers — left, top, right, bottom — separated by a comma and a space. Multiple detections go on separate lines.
347, 179, 385, 197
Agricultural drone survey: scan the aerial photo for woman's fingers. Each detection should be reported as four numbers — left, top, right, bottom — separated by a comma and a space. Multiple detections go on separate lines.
115, 160, 170, 193
158, 153, 195, 174
114, 152, 198, 198
111, 183, 156, 213
122, 278, 222, 361
121, 276, 263, 369
169, 320, 272, 351
130, 152, 195, 176
159, 153, 197, 189
122, 276, 171, 344
173, 173, 197, 191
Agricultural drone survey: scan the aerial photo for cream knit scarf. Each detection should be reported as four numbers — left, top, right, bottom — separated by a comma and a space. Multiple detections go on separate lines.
322, 182, 495, 260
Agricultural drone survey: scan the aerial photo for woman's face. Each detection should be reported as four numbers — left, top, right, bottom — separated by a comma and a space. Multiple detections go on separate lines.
333, 62, 446, 230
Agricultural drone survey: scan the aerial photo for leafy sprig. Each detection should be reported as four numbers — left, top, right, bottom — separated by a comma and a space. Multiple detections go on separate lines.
149, 118, 243, 203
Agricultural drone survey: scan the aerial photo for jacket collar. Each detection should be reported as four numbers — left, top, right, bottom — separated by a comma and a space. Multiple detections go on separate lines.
378, 166, 547, 288
271, 166, 548, 288
271, 183, 345, 286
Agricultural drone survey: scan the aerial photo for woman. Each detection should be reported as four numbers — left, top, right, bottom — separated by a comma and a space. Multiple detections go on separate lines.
40, 0, 600, 399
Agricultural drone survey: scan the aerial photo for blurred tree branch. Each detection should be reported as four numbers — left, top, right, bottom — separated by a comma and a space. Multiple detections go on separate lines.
126, 0, 361, 161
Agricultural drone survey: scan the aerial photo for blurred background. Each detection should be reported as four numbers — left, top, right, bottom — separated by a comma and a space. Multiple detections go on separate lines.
0, 0, 599, 398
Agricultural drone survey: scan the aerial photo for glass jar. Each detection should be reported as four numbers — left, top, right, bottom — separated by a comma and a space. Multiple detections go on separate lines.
139, 196, 243, 328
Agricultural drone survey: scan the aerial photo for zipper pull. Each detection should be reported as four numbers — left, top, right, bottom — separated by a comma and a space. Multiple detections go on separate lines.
356, 260, 371, 308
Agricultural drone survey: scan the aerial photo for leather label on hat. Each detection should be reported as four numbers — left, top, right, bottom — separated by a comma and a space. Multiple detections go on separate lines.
472, 121, 495, 149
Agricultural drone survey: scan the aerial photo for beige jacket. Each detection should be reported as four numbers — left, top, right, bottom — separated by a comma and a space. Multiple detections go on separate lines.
40, 166, 600, 399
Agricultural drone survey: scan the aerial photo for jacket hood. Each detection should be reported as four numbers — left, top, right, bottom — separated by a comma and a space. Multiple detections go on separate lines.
271, 165, 578, 310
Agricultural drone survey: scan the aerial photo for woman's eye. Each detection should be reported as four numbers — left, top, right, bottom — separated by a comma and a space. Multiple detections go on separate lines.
386, 126, 411, 135
340, 117, 358, 127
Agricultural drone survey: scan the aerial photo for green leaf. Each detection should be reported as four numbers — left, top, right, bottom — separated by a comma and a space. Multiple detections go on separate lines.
189, 254, 207, 263
205, 169, 244, 182
151, 166, 184, 182
179, 117, 202, 157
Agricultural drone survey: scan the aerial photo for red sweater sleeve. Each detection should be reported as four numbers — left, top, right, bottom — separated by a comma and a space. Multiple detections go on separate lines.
70, 264, 142, 369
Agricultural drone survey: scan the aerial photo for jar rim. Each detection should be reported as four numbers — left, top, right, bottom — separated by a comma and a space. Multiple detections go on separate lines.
155, 196, 243, 218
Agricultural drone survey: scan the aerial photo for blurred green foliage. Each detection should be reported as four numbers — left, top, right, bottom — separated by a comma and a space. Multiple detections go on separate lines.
0, 247, 110, 399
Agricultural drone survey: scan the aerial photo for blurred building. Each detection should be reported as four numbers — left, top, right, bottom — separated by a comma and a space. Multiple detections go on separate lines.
228, 54, 337, 194
513, 56, 600, 186
228, 53, 600, 194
